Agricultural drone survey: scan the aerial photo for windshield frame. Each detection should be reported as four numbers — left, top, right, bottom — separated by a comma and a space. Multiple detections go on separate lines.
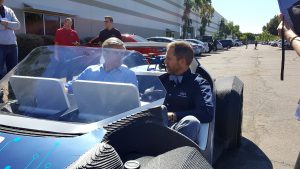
0, 46, 166, 133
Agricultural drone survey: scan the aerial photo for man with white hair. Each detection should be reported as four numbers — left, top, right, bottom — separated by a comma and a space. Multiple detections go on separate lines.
65, 37, 138, 93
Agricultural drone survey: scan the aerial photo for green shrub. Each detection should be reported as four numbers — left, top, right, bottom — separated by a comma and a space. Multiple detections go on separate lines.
42, 35, 55, 46
17, 34, 44, 61
16, 34, 93, 61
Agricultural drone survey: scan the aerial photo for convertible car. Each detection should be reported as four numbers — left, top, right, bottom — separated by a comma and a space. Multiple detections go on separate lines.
0, 46, 243, 169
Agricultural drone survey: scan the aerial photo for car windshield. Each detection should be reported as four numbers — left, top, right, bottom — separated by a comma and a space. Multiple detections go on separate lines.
0, 46, 166, 124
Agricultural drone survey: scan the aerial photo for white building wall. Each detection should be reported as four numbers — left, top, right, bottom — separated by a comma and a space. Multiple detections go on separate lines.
5, 0, 225, 39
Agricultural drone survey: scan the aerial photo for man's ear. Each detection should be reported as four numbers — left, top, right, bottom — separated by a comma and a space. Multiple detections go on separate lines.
178, 58, 187, 67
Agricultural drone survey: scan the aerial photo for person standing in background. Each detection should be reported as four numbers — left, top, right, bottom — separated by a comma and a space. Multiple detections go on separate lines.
54, 18, 80, 46
254, 41, 258, 50
0, 0, 20, 79
90, 16, 122, 46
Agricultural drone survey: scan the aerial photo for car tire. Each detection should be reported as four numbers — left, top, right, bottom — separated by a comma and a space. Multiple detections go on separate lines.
215, 76, 244, 150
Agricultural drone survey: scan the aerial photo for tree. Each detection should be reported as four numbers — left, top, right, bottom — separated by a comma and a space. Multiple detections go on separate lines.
263, 15, 280, 35
213, 32, 222, 40
256, 31, 278, 42
182, 0, 215, 38
182, 0, 194, 38
239, 34, 247, 42
241, 32, 256, 42
194, 0, 214, 36
233, 25, 242, 39
213, 18, 241, 40
217, 18, 230, 39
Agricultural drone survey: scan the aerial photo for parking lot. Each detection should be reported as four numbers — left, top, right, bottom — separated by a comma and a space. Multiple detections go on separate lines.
200, 45, 300, 169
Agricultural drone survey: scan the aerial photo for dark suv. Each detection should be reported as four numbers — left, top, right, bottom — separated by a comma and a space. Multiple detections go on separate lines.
219, 40, 234, 48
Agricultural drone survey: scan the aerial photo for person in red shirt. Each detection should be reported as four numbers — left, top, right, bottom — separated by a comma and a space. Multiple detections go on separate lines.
54, 18, 80, 46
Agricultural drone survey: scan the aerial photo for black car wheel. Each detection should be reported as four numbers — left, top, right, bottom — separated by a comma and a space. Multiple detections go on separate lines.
215, 76, 244, 150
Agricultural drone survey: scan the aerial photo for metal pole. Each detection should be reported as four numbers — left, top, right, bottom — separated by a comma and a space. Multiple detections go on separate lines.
280, 16, 285, 81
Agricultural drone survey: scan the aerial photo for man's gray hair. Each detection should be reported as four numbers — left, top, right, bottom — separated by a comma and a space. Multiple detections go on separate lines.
102, 37, 125, 48
64, 17, 73, 23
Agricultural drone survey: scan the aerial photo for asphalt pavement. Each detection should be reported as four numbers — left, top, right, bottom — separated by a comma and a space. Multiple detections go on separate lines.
199, 45, 300, 169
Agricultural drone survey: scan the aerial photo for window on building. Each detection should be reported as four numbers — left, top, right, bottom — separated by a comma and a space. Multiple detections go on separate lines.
166, 29, 175, 38
25, 12, 74, 36
25, 12, 44, 35
45, 15, 60, 36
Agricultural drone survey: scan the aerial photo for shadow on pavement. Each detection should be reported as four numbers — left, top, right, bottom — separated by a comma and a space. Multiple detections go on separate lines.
199, 54, 211, 57
213, 137, 273, 169
209, 51, 223, 54
196, 54, 210, 58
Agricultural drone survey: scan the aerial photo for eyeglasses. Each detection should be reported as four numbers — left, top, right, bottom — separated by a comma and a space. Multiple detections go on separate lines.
104, 20, 110, 23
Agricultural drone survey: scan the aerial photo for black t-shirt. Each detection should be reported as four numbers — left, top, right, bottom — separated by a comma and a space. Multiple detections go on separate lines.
98, 28, 122, 43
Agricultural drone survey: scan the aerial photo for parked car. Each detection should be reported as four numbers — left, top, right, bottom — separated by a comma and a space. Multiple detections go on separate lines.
146, 37, 175, 43
147, 37, 202, 56
219, 39, 234, 49
270, 40, 280, 47
88, 34, 166, 57
201, 36, 214, 52
185, 39, 210, 53
0, 46, 244, 168
278, 40, 293, 49
233, 40, 243, 46
175, 39, 203, 56
201, 35, 214, 44
122, 34, 166, 56
214, 40, 224, 50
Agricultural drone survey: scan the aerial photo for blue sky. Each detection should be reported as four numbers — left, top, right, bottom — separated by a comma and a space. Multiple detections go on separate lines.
212, 0, 280, 34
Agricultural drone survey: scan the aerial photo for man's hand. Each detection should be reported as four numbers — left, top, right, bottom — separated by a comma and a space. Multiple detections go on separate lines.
0, 20, 8, 26
72, 41, 80, 46
0, 20, 9, 29
168, 112, 177, 122
277, 14, 298, 42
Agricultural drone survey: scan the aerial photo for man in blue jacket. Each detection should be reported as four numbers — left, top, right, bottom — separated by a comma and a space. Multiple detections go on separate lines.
160, 41, 214, 143
0, 0, 20, 78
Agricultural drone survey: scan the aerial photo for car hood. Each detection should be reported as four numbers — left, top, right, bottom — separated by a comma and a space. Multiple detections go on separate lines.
0, 128, 105, 168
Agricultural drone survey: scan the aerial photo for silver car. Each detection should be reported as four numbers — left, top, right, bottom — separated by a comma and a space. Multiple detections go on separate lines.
185, 39, 210, 53
175, 39, 203, 55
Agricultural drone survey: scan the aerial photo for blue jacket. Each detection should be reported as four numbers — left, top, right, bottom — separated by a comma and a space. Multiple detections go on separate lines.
65, 64, 138, 93
160, 69, 214, 123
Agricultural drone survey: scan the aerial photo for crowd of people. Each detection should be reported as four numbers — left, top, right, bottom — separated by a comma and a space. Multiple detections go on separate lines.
54, 16, 122, 47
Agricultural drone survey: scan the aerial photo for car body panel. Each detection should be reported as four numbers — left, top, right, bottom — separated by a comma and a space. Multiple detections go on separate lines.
0, 128, 105, 168
215, 40, 224, 50
146, 37, 175, 43
185, 39, 210, 53
174, 39, 202, 55
87, 34, 166, 57
122, 34, 166, 56
219, 40, 233, 48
